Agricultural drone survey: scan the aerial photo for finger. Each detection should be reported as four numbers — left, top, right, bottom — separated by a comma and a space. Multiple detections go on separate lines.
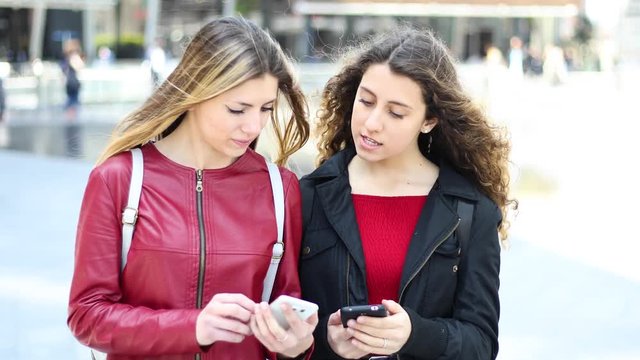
305, 312, 319, 327
206, 302, 253, 322
381, 299, 405, 315
327, 310, 342, 326
254, 303, 283, 342
349, 327, 385, 348
354, 311, 396, 332
253, 306, 288, 352
279, 302, 313, 336
211, 293, 257, 312
328, 319, 352, 342
259, 302, 289, 340
213, 329, 247, 343
203, 315, 252, 336
350, 317, 385, 338
351, 336, 383, 355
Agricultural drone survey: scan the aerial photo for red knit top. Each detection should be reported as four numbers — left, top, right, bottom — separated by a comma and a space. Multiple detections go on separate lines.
352, 194, 428, 304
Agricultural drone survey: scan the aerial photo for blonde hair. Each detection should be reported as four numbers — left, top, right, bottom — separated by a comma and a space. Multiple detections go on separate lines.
316, 27, 517, 242
97, 16, 309, 166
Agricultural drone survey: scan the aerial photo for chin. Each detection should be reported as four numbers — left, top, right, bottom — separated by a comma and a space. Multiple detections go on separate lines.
355, 148, 383, 163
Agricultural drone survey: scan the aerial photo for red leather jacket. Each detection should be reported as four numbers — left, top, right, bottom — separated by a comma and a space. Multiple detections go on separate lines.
68, 144, 304, 359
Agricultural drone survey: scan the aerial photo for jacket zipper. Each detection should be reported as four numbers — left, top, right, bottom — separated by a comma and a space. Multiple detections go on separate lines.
195, 170, 205, 360
395, 218, 460, 360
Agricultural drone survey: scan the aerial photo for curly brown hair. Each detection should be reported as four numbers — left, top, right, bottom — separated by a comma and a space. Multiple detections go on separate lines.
316, 27, 517, 241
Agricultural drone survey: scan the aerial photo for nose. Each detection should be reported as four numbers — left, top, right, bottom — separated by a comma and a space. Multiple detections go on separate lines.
364, 107, 383, 132
241, 112, 265, 136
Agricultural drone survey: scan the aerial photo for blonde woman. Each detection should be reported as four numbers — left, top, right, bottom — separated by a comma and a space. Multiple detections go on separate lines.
68, 17, 316, 359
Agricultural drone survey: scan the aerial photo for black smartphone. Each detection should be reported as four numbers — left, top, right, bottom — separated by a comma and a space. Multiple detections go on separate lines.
340, 304, 388, 327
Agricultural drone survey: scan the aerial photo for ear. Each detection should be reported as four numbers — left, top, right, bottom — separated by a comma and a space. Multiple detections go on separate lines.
421, 117, 438, 134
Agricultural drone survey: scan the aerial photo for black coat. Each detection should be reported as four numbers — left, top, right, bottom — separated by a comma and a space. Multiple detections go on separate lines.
299, 148, 501, 360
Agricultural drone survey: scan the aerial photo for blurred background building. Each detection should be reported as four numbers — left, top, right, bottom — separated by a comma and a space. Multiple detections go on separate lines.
0, 0, 620, 65
1, 0, 630, 109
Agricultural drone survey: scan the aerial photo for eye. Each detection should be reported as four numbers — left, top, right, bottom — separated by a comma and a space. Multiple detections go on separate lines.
389, 111, 404, 119
358, 98, 373, 106
261, 107, 274, 113
226, 106, 244, 115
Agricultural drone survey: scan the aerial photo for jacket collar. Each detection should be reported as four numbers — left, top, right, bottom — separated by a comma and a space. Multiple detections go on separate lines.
305, 147, 480, 294
305, 147, 479, 202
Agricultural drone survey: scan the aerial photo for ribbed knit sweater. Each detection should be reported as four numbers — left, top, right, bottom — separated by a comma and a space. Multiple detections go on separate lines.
352, 194, 428, 304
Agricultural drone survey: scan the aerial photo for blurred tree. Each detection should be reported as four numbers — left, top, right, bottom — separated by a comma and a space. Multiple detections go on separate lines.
572, 14, 598, 71
236, 0, 259, 14
574, 15, 593, 45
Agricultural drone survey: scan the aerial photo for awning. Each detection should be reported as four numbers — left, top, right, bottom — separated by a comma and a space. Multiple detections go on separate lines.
293, 1, 579, 18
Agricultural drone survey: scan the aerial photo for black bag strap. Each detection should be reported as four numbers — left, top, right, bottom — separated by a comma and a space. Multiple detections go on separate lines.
456, 199, 474, 255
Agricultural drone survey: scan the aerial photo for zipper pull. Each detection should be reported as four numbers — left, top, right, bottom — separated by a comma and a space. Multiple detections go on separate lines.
196, 169, 203, 192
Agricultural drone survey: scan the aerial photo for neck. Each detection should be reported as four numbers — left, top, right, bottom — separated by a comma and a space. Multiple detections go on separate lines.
156, 116, 237, 169
353, 149, 429, 178
349, 150, 438, 196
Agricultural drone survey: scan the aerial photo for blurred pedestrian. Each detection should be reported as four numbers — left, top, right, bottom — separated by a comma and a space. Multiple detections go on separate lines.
543, 44, 568, 85
67, 17, 316, 360
60, 39, 84, 121
508, 36, 525, 81
299, 26, 517, 360
97, 45, 114, 67
483, 44, 507, 112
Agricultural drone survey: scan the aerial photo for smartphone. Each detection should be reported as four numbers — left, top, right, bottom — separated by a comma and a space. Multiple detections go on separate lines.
269, 295, 318, 330
340, 304, 388, 327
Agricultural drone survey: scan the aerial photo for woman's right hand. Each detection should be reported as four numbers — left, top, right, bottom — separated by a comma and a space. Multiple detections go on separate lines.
196, 293, 256, 346
327, 310, 369, 359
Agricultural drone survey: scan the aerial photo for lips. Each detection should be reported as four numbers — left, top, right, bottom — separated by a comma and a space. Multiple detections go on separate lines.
232, 139, 253, 147
361, 135, 382, 146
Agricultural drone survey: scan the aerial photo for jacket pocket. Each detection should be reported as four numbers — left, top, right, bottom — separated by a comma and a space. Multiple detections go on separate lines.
301, 228, 338, 259
434, 237, 461, 258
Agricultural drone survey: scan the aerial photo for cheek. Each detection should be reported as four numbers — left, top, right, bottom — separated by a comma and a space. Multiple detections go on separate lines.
350, 108, 366, 131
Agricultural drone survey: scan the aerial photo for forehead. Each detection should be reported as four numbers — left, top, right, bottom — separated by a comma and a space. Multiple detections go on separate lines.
359, 63, 425, 105
220, 73, 279, 101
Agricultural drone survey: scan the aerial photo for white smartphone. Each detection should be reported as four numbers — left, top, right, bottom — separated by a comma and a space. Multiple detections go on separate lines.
269, 295, 318, 330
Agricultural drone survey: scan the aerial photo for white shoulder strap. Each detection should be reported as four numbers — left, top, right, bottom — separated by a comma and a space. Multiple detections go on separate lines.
93, 149, 144, 359
121, 148, 143, 272
262, 160, 285, 303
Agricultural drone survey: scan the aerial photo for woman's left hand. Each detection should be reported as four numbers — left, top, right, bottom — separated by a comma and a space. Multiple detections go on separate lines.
346, 299, 412, 355
251, 301, 318, 358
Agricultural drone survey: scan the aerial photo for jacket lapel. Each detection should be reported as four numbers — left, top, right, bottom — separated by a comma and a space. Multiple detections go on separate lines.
316, 174, 367, 275
399, 186, 459, 289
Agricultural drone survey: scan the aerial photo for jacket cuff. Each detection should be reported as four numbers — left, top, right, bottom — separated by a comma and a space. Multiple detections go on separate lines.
399, 308, 448, 359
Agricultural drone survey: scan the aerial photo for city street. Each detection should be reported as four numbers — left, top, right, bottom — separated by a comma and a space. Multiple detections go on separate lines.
1, 66, 640, 359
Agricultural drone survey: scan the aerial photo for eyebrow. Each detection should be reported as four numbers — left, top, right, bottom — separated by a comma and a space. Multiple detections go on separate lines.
232, 99, 276, 107
359, 86, 413, 110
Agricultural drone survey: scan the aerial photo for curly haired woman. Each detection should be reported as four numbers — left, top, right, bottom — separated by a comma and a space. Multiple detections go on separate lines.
299, 26, 517, 360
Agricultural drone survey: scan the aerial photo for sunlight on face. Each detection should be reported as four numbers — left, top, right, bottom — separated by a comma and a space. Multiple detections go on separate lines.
351, 63, 436, 164
188, 74, 278, 167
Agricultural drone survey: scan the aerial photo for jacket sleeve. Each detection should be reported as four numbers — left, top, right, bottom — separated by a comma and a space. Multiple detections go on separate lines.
265, 170, 314, 360
400, 201, 501, 360
67, 165, 203, 356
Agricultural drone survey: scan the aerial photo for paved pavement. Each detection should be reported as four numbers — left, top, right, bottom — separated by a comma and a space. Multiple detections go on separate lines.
1, 68, 640, 359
